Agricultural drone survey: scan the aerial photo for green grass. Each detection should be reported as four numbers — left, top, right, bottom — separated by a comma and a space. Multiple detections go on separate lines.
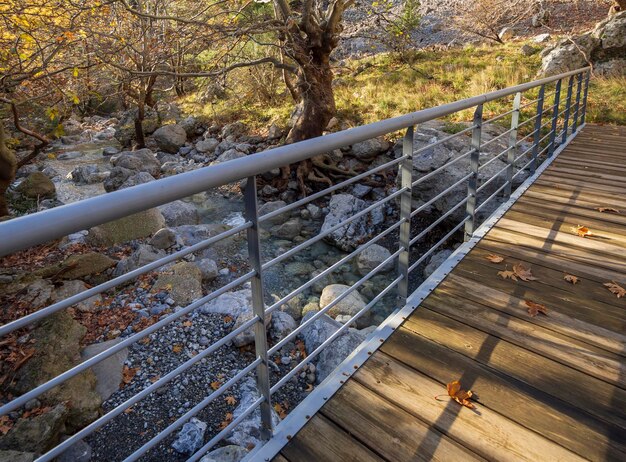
181, 41, 626, 132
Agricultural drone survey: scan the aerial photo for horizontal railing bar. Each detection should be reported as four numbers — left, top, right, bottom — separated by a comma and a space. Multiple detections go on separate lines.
475, 182, 509, 214
413, 125, 476, 157
258, 155, 406, 224
37, 322, 261, 462
0, 68, 590, 257
478, 147, 510, 172
265, 218, 406, 316
520, 97, 541, 109
412, 149, 475, 188
0, 270, 256, 416
476, 164, 509, 194
408, 217, 469, 274
269, 274, 403, 395
0, 222, 251, 338
187, 396, 265, 462
411, 172, 473, 218
480, 127, 515, 149
482, 108, 515, 125
517, 113, 541, 129
268, 248, 402, 356
122, 359, 262, 462
409, 196, 469, 247
262, 187, 407, 271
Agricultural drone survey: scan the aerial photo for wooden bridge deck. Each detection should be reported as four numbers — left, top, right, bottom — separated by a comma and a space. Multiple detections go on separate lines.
272, 124, 626, 462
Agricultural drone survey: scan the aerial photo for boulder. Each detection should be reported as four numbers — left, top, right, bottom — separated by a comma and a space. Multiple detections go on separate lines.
350, 138, 390, 160
110, 148, 161, 176
320, 284, 369, 327
541, 34, 599, 76
118, 172, 155, 190
113, 245, 166, 276
70, 165, 108, 184
270, 310, 297, 341
196, 138, 219, 154
17, 172, 55, 198
423, 249, 453, 279
0, 404, 68, 454
158, 200, 199, 227
153, 124, 187, 153
51, 280, 102, 312
199, 445, 248, 462
172, 418, 206, 455
103, 166, 134, 192
356, 244, 393, 276
195, 258, 218, 282
81, 339, 128, 402
154, 261, 203, 305
0, 451, 34, 462
212, 149, 246, 164
180, 116, 200, 136
199, 289, 252, 319
150, 228, 178, 250
36, 252, 116, 280
87, 208, 166, 246
258, 200, 289, 225
271, 218, 302, 240
321, 194, 384, 251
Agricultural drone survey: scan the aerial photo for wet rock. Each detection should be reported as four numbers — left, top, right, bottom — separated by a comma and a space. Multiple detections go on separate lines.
81, 339, 128, 402
119, 171, 155, 190
350, 137, 390, 161
158, 200, 199, 227
196, 138, 219, 154
270, 311, 297, 341
356, 244, 393, 276
17, 172, 56, 198
51, 280, 102, 312
150, 228, 178, 249
154, 124, 187, 154
423, 249, 453, 279
87, 208, 166, 246
199, 289, 252, 319
154, 261, 203, 305
0, 404, 68, 454
111, 148, 161, 176
172, 417, 206, 455
195, 258, 218, 282
114, 244, 166, 276
199, 445, 248, 462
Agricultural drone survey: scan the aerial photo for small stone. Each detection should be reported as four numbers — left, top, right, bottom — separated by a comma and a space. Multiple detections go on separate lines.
195, 258, 218, 282
102, 146, 119, 156
172, 417, 207, 455
150, 228, 178, 250
57, 151, 81, 160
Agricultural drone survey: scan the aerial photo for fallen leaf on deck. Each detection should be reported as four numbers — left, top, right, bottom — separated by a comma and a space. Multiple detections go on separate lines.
564, 274, 580, 284
571, 225, 593, 238
604, 281, 626, 298
485, 254, 504, 263
512, 263, 538, 281
225, 396, 237, 406
498, 268, 517, 281
446, 380, 475, 409
525, 300, 548, 317
596, 207, 620, 214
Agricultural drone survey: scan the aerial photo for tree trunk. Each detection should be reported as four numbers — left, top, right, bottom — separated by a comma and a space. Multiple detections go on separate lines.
0, 123, 17, 217
134, 100, 146, 149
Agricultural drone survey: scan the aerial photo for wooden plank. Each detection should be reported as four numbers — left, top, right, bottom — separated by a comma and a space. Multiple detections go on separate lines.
354, 353, 588, 462
535, 176, 626, 195
538, 170, 626, 189
523, 186, 626, 211
528, 183, 626, 209
281, 414, 384, 462
380, 328, 626, 461
422, 289, 626, 386
554, 157, 626, 171
320, 380, 484, 461
547, 166, 626, 183
401, 309, 626, 429
273, 454, 290, 462
438, 272, 626, 356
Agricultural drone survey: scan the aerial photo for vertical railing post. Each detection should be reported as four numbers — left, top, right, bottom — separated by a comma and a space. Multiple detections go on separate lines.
562, 75, 574, 144
548, 79, 562, 156
572, 72, 583, 133
243, 175, 273, 440
504, 92, 521, 199
398, 126, 414, 303
530, 84, 546, 174
464, 104, 482, 242
580, 69, 591, 126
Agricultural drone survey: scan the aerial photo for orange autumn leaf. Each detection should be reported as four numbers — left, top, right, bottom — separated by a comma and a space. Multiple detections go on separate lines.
210, 381, 222, 390
564, 274, 580, 284
218, 412, 233, 430
525, 300, 548, 317
604, 281, 626, 298
182, 320, 192, 328
571, 225, 593, 238
596, 207, 620, 214
497, 268, 517, 281
172, 344, 183, 354
485, 254, 504, 263
305, 383, 314, 392
273, 403, 288, 419
121, 366, 138, 385
446, 380, 475, 409
225, 396, 237, 406
0, 416, 13, 435
223, 315, 233, 324
512, 263, 538, 281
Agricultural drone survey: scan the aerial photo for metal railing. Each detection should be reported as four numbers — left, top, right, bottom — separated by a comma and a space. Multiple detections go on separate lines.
0, 67, 591, 461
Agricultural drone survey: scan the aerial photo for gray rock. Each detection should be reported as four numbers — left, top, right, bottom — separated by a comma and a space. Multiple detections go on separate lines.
41, 166, 60, 179
57, 439, 91, 462
267, 124, 282, 139
533, 33, 551, 43
541, 33, 600, 76
102, 146, 119, 156
111, 148, 160, 176
154, 124, 187, 153
199, 289, 252, 319
321, 194, 384, 251
103, 166, 133, 192
221, 122, 247, 139
0, 404, 68, 454
119, 171, 155, 189
212, 149, 246, 164
150, 228, 178, 249
352, 184, 372, 198
158, 200, 199, 227
172, 417, 207, 455
199, 445, 247, 462
520, 44, 538, 56
0, 450, 34, 462
17, 172, 56, 198
87, 208, 166, 246
114, 244, 166, 276
271, 218, 302, 240
16, 165, 39, 179
51, 280, 102, 312
270, 310, 297, 341
232, 311, 256, 347
57, 151, 81, 160
423, 249, 453, 279
350, 137, 390, 160
306, 203, 322, 219
81, 339, 128, 401
320, 284, 369, 327
498, 27, 516, 41
70, 165, 108, 184
196, 258, 218, 282
356, 244, 393, 276
258, 200, 289, 225
180, 116, 199, 136
196, 138, 219, 153
154, 262, 203, 305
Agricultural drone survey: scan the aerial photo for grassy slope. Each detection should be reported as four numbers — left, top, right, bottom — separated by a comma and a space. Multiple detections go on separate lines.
183, 41, 626, 132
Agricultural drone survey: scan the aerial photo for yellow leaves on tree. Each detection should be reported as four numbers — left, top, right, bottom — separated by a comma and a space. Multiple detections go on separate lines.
446, 380, 475, 409
485, 254, 504, 263
564, 274, 580, 284
604, 281, 626, 298
497, 263, 538, 282
571, 225, 593, 238
524, 300, 548, 317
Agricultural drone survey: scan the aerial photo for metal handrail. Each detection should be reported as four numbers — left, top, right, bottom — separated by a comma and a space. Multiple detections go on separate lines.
0, 66, 591, 462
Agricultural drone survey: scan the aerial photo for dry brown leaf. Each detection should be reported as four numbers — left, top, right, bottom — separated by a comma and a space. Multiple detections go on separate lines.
564, 274, 580, 285
182, 320, 192, 328
225, 396, 237, 406
172, 344, 183, 354
305, 383, 314, 392
512, 263, 538, 281
604, 281, 626, 298
571, 225, 593, 238
121, 366, 138, 385
0, 416, 13, 435
273, 403, 288, 419
218, 412, 233, 430
446, 380, 475, 409
596, 207, 620, 214
485, 254, 504, 263
223, 315, 233, 324
525, 300, 548, 317
497, 268, 517, 281
210, 381, 222, 390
